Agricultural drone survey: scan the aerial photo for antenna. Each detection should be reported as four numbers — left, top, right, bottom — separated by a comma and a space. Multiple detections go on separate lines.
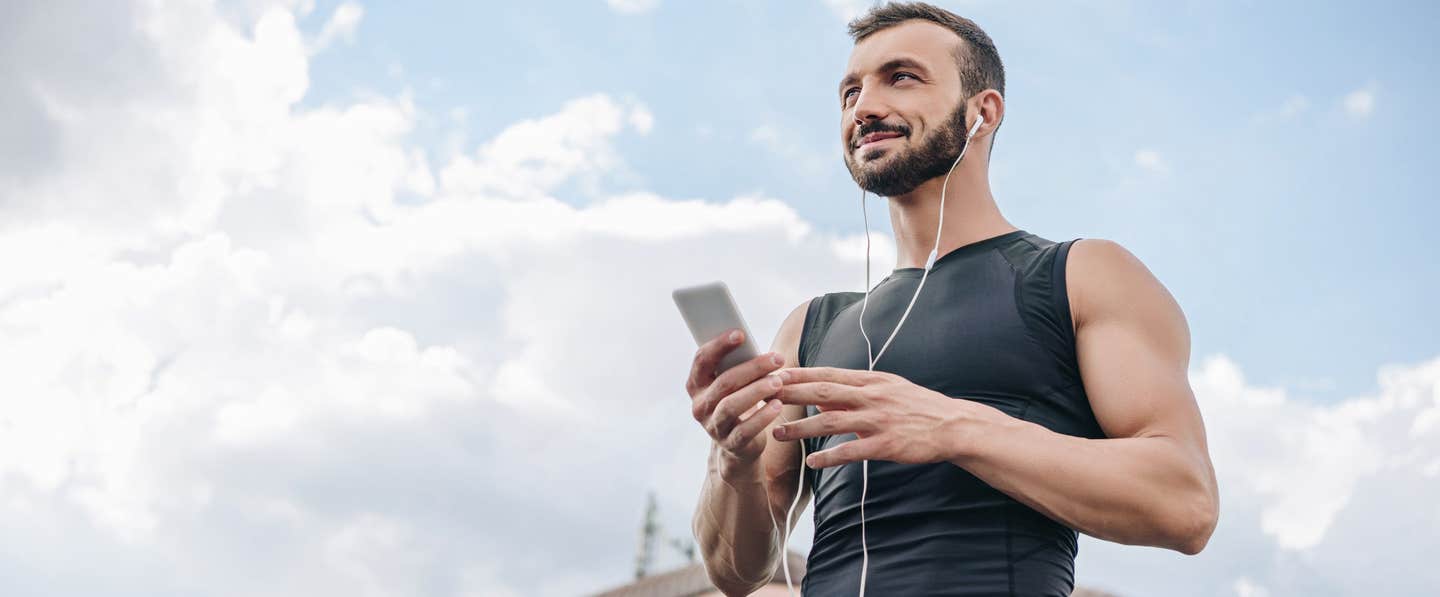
668, 535, 696, 563
634, 491, 659, 579
632, 490, 700, 579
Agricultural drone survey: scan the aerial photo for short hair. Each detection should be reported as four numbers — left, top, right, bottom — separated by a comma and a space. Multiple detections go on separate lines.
848, 2, 1006, 150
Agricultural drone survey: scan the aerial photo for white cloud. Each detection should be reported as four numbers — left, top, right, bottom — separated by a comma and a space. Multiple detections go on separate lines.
0, 0, 852, 593
1076, 353, 1440, 596
1342, 84, 1377, 119
4, 1, 1439, 595
1195, 355, 1380, 550
1250, 94, 1310, 126
629, 103, 655, 134
1278, 94, 1309, 119
606, 0, 660, 15
1234, 577, 1270, 597
437, 94, 650, 200
824, 0, 874, 21
310, 1, 363, 53
750, 125, 831, 178
1133, 148, 1169, 174
830, 228, 899, 283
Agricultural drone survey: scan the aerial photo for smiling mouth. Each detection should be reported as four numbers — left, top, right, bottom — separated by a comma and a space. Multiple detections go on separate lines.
856, 133, 904, 150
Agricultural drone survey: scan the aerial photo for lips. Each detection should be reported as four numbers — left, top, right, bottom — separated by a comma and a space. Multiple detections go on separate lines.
857, 131, 903, 149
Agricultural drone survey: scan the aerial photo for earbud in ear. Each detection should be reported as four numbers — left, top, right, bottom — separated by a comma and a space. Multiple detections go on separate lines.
968, 114, 985, 137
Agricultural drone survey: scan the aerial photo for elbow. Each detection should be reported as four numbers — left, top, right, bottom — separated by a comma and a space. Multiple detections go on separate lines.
702, 558, 776, 597
1176, 525, 1212, 556
1172, 489, 1219, 556
709, 574, 771, 597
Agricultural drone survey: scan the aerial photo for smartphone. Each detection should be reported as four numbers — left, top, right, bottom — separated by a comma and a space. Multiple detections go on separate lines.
672, 281, 761, 376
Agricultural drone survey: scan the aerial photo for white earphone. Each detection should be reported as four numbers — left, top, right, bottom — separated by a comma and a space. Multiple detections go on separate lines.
925, 114, 985, 270
775, 112, 985, 597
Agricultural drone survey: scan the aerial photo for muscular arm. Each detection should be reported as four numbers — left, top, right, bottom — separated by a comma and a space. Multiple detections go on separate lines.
947, 239, 1219, 554
693, 299, 814, 595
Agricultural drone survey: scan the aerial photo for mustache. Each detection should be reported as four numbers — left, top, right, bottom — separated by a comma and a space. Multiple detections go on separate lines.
852, 121, 911, 149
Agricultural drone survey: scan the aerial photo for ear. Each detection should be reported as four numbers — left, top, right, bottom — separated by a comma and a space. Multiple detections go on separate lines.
970, 89, 1004, 138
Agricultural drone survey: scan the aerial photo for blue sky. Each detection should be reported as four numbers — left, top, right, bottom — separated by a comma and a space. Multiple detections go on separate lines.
3, 1, 1439, 596
305, 0, 1438, 403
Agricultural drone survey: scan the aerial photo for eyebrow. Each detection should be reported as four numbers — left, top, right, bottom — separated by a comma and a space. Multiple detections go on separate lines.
838, 57, 932, 96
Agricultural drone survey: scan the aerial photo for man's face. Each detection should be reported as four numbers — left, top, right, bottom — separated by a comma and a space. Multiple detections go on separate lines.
839, 20, 970, 197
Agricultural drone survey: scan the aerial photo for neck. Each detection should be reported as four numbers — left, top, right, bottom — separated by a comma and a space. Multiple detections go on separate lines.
884, 157, 1016, 270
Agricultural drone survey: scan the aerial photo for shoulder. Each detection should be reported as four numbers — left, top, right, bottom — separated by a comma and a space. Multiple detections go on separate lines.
779, 298, 815, 336
771, 297, 816, 363
1066, 238, 1148, 290
1065, 238, 1187, 341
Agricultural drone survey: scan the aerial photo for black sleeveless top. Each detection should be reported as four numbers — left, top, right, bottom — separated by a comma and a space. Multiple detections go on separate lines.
796, 229, 1101, 597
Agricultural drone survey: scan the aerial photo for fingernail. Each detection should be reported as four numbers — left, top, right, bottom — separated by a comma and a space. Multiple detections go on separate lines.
776, 370, 789, 382
729, 330, 742, 343
769, 400, 782, 411
773, 426, 787, 439
771, 353, 784, 366
769, 375, 782, 389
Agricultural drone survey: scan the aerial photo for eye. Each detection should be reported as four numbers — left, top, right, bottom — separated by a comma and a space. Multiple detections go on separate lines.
893, 72, 918, 82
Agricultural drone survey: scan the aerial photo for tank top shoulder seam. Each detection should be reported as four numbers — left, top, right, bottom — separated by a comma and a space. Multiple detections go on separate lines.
995, 232, 1053, 274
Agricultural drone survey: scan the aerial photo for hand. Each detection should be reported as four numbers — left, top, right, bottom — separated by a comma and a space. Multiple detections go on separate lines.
769, 366, 1001, 469
685, 329, 788, 467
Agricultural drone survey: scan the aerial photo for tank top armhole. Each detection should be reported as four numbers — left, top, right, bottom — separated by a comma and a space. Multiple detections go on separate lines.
1008, 236, 1084, 385
799, 291, 864, 368
1053, 238, 1082, 346
796, 291, 863, 468
796, 295, 825, 368
796, 295, 823, 495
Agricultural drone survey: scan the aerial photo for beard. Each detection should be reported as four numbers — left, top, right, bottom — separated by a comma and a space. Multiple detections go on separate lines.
843, 100, 970, 197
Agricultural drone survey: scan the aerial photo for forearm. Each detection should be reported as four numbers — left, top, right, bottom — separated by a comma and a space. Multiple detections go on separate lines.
950, 410, 1216, 554
692, 442, 780, 595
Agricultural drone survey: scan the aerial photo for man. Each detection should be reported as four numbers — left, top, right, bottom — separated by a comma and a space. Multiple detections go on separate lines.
685, 3, 1219, 595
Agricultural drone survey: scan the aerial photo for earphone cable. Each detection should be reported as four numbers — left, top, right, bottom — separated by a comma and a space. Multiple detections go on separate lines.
778, 113, 981, 597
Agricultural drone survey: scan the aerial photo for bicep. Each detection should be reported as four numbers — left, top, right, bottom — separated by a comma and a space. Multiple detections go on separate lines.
1070, 240, 1206, 452
760, 299, 814, 531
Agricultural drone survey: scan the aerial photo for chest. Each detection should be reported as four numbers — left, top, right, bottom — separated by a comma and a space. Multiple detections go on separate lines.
807, 260, 1064, 418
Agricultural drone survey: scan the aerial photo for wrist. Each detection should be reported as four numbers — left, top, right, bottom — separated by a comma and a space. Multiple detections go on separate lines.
945, 399, 1020, 464
716, 448, 765, 487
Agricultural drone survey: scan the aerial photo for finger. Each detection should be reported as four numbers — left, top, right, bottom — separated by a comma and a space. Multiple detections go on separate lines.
720, 399, 785, 453
771, 409, 869, 442
709, 371, 784, 438
693, 350, 785, 423
686, 328, 745, 396
773, 381, 864, 409
774, 366, 873, 387
806, 436, 882, 469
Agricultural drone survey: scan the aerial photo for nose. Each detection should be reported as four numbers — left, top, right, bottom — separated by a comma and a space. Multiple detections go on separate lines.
851, 85, 891, 129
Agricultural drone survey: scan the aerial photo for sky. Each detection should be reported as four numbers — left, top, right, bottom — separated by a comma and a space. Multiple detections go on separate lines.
0, 0, 1437, 595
